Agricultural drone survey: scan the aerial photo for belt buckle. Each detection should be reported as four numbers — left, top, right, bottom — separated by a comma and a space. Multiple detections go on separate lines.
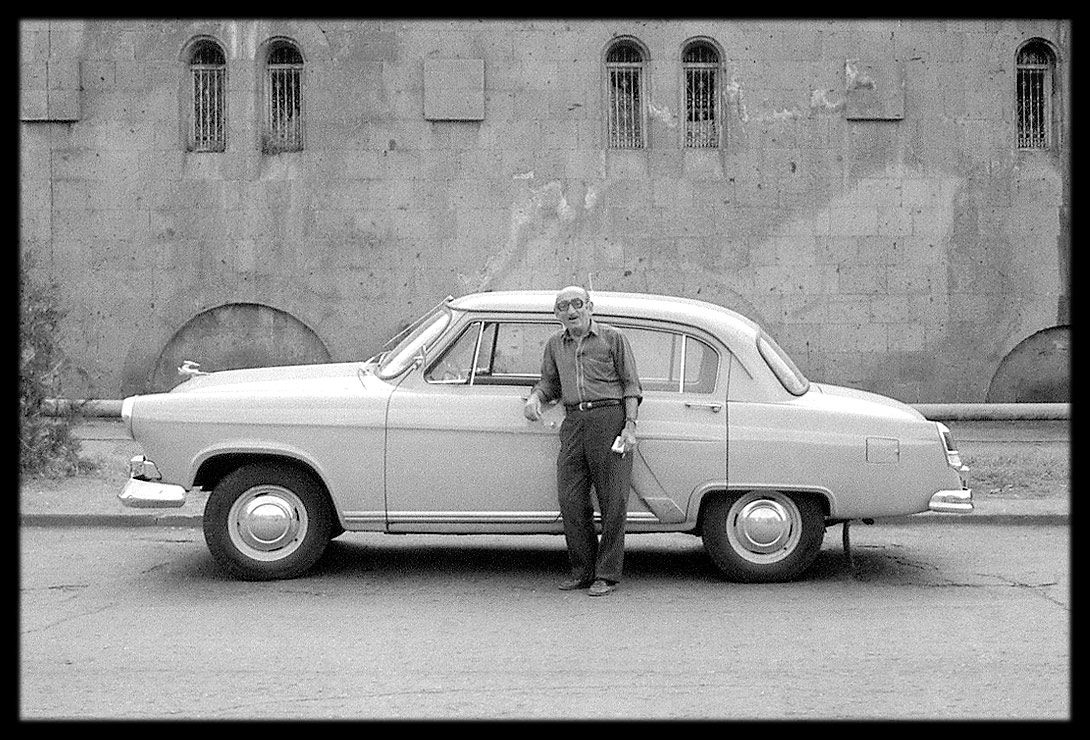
579, 401, 591, 411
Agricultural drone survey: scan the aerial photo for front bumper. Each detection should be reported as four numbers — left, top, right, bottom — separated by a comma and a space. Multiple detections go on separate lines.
118, 455, 187, 509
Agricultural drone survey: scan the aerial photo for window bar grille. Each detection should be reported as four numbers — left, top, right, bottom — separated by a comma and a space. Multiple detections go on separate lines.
608, 66, 642, 148
266, 65, 302, 151
685, 64, 718, 148
1018, 64, 1048, 149
191, 66, 224, 152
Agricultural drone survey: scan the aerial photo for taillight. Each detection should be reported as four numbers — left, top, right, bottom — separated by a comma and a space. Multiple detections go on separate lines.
936, 422, 964, 469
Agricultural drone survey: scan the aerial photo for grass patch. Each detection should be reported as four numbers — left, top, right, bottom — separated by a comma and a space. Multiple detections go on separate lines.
960, 442, 1069, 499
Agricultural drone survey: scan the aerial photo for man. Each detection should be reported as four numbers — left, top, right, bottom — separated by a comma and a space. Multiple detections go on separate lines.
524, 286, 642, 597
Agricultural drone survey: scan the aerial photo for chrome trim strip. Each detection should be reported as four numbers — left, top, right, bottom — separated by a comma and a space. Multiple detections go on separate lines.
341, 513, 390, 525
386, 511, 562, 524
380, 511, 662, 525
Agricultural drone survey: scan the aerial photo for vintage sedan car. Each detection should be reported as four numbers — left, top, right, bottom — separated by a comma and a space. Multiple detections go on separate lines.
119, 291, 972, 583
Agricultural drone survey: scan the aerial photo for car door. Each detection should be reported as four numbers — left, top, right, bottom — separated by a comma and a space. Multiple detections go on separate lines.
384, 318, 566, 533
609, 323, 728, 530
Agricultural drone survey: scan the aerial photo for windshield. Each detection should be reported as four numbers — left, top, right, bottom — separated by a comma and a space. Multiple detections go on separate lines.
376, 303, 452, 380
757, 330, 810, 396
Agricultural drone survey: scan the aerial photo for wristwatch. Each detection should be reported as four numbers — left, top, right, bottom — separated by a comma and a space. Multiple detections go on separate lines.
625, 418, 637, 426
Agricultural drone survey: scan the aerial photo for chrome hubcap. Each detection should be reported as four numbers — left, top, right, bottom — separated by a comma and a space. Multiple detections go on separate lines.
725, 491, 802, 563
228, 485, 308, 561
735, 499, 792, 553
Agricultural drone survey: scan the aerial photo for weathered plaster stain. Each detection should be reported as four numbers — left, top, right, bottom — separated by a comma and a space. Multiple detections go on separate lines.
845, 59, 876, 90
724, 72, 748, 123
770, 108, 804, 122
809, 88, 845, 115
462, 177, 593, 292
647, 102, 677, 128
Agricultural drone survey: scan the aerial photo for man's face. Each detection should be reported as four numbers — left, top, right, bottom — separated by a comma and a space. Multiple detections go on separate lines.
554, 288, 592, 334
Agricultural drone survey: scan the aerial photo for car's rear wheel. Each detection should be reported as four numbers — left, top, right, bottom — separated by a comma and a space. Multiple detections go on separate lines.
203, 463, 333, 580
701, 490, 825, 583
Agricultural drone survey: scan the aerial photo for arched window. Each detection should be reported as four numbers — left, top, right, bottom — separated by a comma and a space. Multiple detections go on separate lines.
264, 39, 304, 153
1017, 40, 1056, 150
606, 39, 646, 149
682, 40, 721, 148
187, 39, 226, 152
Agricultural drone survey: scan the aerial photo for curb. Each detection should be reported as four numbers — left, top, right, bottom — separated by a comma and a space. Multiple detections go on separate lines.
20, 514, 205, 528
879, 513, 1069, 526
913, 403, 1070, 421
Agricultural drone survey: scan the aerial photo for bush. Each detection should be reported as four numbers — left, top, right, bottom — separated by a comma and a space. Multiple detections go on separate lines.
19, 255, 96, 478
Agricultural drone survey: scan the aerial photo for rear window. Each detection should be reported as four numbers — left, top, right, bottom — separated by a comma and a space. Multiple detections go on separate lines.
757, 331, 810, 396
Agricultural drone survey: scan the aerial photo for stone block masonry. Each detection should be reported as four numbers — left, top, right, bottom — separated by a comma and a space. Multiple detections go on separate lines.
18, 19, 1070, 402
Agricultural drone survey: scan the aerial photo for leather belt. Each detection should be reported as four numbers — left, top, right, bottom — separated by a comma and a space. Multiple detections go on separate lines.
565, 399, 622, 412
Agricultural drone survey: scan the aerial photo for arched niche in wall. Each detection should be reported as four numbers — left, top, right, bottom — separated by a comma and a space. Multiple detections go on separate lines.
148, 302, 331, 392
986, 325, 1069, 403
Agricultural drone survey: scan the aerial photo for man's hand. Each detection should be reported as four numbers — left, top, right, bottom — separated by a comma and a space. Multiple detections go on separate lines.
523, 393, 543, 421
619, 424, 638, 454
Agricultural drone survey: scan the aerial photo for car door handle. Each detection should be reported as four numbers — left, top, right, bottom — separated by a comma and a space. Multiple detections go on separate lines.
521, 395, 559, 410
523, 417, 558, 428
520, 395, 559, 427
684, 401, 723, 412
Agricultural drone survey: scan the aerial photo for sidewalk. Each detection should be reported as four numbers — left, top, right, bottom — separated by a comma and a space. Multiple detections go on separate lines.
19, 418, 1070, 528
20, 419, 209, 528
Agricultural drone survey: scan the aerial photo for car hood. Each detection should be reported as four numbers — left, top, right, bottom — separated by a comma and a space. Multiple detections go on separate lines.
809, 382, 924, 420
169, 361, 384, 395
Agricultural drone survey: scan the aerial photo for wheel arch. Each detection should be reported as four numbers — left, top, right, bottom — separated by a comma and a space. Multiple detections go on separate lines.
692, 484, 834, 532
195, 452, 345, 536
194, 451, 332, 503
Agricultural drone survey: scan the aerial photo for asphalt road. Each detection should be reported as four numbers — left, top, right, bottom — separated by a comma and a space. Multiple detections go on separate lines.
20, 520, 1069, 720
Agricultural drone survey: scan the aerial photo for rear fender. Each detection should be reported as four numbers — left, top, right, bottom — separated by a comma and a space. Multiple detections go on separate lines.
691, 484, 834, 531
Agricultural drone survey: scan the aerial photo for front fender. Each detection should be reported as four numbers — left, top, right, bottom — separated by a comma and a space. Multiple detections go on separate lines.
189, 440, 333, 494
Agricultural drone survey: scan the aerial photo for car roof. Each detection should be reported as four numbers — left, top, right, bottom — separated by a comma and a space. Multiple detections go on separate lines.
447, 290, 761, 340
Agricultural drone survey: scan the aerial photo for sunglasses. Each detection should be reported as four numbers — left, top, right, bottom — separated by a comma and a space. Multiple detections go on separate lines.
554, 298, 585, 311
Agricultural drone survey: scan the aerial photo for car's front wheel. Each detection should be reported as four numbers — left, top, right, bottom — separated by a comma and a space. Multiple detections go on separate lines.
701, 490, 825, 583
203, 463, 334, 580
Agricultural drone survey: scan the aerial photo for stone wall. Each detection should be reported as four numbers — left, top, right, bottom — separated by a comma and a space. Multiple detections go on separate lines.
19, 19, 1070, 401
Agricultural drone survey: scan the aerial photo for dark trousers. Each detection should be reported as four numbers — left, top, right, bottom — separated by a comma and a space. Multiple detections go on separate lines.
556, 405, 632, 583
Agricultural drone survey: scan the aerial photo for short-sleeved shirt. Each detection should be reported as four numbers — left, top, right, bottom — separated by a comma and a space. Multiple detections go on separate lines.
532, 320, 642, 407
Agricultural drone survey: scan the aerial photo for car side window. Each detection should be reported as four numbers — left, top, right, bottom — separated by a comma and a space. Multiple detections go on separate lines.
684, 335, 718, 394
477, 322, 556, 385
623, 327, 720, 394
425, 321, 556, 386
623, 328, 681, 391
426, 320, 721, 393
424, 322, 484, 384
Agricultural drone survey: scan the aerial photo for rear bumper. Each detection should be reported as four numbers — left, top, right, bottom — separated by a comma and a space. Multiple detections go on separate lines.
118, 456, 187, 509
928, 487, 974, 513
928, 446, 973, 513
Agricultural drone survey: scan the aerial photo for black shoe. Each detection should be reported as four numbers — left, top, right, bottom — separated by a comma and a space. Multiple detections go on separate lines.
588, 579, 616, 597
558, 577, 593, 591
